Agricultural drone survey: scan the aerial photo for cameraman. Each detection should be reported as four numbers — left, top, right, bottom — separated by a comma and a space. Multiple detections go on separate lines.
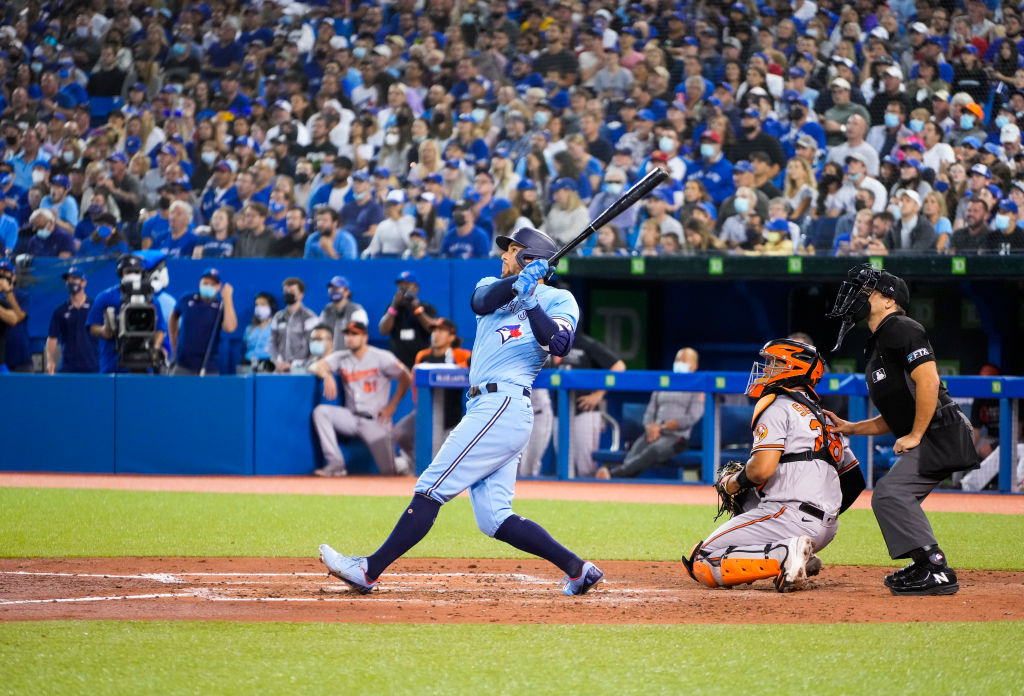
87, 254, 167, 374
377, 270, 438, 368
168, 268, 237, 376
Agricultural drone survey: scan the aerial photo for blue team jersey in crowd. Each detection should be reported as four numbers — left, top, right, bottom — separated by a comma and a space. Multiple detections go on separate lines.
468, 277, 579, 389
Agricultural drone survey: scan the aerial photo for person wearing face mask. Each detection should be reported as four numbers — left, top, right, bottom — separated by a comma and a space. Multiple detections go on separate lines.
140, 184, 175, 250
867, 102, 913, 161
319, 275, 369, 350
588, 169, 638, 242
26, 208, 74, 258
77, 213, 131, 258
271, 276, 319, 373
596, 348, 704, 480
440, 200, 491, 259
684, 131, 736, 205
982, 198, 1024, 254
45, 266, 98, 374
292, 324, 335, 374
338, 170, 384, 252
168, 267, 236, 376
242, 292, 277, 372
947, 100, 987, 147
200, 161, 241, 223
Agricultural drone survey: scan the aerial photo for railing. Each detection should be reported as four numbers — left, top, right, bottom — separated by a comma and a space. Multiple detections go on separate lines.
414, 368, 1023, 493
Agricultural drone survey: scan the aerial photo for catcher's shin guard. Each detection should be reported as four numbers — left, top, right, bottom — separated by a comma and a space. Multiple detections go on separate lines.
719, 557, 783, 586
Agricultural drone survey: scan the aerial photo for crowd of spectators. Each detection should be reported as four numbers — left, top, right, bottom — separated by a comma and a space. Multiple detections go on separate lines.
0, 0, 1021, 264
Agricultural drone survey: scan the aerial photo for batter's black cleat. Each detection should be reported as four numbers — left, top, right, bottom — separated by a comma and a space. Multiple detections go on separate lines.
887, 564, 959, 596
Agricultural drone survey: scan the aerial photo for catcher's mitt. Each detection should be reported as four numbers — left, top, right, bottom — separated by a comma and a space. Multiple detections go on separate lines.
713, 460, 746, 521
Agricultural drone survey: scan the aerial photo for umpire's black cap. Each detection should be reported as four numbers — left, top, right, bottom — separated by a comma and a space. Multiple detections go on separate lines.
877, 271, 910, 309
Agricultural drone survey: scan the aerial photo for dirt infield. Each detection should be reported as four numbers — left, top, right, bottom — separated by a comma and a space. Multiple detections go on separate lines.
2, 556, 1022, 625
3, 474, 1022, 625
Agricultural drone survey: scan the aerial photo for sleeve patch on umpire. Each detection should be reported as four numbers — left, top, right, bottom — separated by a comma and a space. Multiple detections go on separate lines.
754, 423, 768, 443
907, 348, 930, 362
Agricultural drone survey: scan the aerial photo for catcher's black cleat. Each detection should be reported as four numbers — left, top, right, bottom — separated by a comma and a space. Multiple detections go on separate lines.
887, 564, 959, 596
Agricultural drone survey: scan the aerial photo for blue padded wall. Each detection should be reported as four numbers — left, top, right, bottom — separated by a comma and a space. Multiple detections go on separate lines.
114, 375, 254, 475
0, 374, 115, 473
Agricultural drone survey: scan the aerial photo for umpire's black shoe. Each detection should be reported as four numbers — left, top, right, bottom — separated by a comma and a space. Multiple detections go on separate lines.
888, 564, 959, 596
883, 561, 919, 588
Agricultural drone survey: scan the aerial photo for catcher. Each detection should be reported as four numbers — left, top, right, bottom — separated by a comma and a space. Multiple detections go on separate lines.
681, 339, 866, 592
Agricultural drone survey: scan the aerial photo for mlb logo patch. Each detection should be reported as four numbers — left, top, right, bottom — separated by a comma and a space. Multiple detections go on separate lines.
872, 368, 886, 382
496, 324, 524, 345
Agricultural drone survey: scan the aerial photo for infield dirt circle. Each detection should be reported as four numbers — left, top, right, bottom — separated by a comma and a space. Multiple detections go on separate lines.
2, 474, 1022, 625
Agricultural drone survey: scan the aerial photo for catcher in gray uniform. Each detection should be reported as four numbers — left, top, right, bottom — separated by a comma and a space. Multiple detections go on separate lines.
681, 339, 866, 592
310, 321, 412, 476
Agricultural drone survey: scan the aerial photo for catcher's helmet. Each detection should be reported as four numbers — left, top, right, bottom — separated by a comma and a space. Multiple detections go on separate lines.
745, 339, 824, 399
495, 226, 559, 269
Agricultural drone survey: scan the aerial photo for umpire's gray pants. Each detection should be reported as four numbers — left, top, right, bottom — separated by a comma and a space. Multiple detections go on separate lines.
609, 435, 679, 477
312, 404, 398, 475
871, 447, 944, 559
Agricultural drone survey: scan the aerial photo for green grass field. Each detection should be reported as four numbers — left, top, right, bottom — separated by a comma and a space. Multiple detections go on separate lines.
2, 486, 1023, 694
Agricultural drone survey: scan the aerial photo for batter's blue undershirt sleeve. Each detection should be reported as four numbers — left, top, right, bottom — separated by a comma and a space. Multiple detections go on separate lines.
525, 304, 574, 357
470, 276, 517, 315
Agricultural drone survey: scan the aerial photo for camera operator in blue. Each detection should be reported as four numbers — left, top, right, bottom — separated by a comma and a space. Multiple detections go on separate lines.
169, 268, 237, 376
45, 266, 99, 374
86, 255, 168, 374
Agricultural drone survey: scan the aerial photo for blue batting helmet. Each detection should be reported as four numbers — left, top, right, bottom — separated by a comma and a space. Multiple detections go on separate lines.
495, 226, 559, 269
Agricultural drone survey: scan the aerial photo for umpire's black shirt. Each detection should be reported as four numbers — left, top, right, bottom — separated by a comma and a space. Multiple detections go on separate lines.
864, 313, 954, 438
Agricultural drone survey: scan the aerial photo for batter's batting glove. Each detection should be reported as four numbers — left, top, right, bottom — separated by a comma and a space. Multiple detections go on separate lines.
519, 259, 550, 284
512, 274, 539, 309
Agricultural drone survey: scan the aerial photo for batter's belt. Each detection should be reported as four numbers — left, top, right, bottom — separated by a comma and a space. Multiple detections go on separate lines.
468, 383, 531, 398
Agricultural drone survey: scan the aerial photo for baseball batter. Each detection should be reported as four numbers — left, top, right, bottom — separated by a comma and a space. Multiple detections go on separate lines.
682, 339, 866, 592
310, 320, 411, 477
319, 226, 604, 596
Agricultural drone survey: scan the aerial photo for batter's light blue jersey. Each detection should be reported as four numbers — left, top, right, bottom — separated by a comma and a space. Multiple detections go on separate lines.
468, 277, 579, 389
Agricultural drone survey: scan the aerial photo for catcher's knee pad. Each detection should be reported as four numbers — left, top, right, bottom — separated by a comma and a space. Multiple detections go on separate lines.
719, 557, 782, 586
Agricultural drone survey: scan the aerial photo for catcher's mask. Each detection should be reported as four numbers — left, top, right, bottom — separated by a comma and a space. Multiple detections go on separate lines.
826, 264, 909, 352
745, 339, 824, 399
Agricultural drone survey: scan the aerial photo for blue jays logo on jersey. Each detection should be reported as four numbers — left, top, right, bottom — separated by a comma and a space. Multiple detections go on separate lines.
496, 324, 524, 344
